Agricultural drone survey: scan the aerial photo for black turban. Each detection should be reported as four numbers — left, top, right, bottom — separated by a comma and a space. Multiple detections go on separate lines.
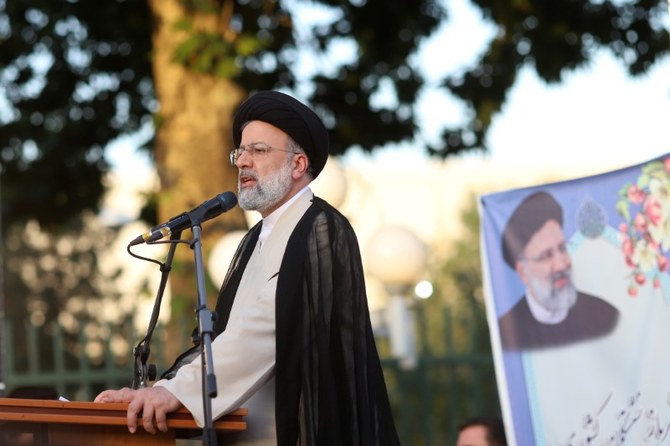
501, 191, 563, 268
232, 91, 329, 179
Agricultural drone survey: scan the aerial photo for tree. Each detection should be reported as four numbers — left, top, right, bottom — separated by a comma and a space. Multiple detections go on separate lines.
0, 0, 446, 231
0, 0, 447, 344
4, 0, 668, 229
1, 0, 668, 336
0, 0, 154, 231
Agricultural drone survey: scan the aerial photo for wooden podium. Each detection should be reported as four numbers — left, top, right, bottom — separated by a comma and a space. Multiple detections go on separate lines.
0, 397, 246, 445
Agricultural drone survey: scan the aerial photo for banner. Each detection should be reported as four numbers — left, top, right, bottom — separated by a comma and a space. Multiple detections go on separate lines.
480, 153, 670, 445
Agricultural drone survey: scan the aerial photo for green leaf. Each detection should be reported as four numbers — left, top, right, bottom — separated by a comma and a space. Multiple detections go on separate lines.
616, 200, 631, 222
173, 18, 193, 32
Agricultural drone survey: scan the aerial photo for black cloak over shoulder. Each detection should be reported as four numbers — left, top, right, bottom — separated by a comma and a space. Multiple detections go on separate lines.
171, 196, 400, 445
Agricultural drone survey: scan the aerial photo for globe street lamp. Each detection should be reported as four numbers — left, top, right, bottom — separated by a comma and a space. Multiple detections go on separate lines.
367, 226, 427, 369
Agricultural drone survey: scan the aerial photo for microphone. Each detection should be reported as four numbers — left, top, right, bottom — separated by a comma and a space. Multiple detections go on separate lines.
129, 191, 237, 246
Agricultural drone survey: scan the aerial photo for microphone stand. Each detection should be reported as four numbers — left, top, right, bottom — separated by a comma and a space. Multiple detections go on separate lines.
131, 231, 182, 389
189, 223, 218, 446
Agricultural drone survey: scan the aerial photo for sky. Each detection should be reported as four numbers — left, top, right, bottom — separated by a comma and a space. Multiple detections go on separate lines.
107, 0, 670, 179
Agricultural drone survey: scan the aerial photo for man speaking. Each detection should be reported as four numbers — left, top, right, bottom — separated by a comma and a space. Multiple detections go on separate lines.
96, 91, 400, 446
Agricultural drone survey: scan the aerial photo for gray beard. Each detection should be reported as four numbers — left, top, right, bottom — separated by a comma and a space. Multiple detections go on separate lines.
238, 160, 293, 214
528, 270, 578, 314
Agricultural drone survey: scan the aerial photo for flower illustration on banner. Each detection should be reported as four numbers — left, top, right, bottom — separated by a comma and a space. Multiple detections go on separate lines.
616, 157, 670, 297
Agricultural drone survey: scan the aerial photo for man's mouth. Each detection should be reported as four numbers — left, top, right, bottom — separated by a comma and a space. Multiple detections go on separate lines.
239, 173, 257, 188
551, 271, 570, 289
553, 277, 568, 289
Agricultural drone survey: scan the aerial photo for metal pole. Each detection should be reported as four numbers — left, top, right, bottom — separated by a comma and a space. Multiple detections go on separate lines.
0, 170, 6, 397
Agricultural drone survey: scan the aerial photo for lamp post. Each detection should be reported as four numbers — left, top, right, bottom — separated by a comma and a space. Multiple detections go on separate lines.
367, 226, 427, 369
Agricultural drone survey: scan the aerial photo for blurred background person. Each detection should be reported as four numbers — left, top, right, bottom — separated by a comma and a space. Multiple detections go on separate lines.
456, 415, 506, 446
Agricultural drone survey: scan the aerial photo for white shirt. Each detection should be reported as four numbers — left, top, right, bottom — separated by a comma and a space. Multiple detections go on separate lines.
525, 287, 570, 324
258, 185, 310, 248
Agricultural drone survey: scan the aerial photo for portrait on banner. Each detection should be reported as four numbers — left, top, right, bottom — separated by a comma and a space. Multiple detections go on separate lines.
480, 154, 670, 445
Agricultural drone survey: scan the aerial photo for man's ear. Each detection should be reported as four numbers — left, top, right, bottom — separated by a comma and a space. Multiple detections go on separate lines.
515, 261, 528, 284
292, 153, 309, 179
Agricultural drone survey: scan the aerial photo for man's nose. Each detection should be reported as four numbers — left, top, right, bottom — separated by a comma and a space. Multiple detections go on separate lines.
552, 250, 571, 270
236, 150, 252, 167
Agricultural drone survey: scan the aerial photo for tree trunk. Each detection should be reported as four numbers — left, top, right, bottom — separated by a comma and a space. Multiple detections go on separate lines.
148, 0, 248, 361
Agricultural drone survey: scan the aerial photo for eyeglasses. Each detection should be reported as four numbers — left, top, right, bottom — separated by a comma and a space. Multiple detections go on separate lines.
520, 241, 569, 264
229, 142, 299, 166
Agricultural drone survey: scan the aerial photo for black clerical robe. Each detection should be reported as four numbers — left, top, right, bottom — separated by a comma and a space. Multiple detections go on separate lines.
498, 291, 620, 351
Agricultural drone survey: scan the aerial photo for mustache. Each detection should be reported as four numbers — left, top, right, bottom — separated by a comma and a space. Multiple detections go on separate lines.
238, 169, 258, 181
550, 270, 571, 285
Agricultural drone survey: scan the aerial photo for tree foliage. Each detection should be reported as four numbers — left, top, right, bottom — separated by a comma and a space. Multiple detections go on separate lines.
438, 0, 670, 154
0, 0, 445, 231
2, 0, 666, 231
0, 0, 154, 231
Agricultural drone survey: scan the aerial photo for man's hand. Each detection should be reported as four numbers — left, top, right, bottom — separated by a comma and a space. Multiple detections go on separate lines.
94, 386, 183, 434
